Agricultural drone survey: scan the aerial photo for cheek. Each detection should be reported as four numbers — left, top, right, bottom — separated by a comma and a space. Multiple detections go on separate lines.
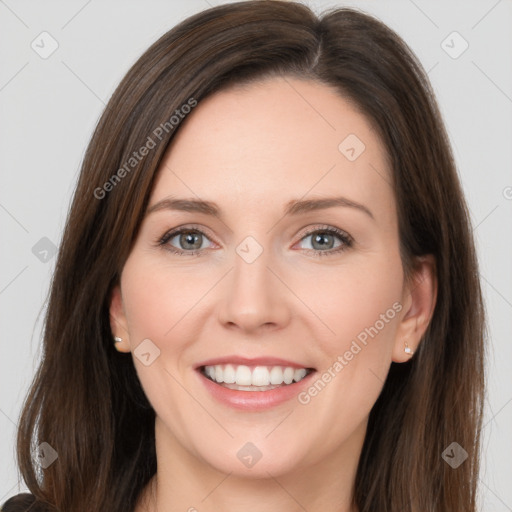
119, 255, 205, 430
300, 251, 403, 350
120, 254, 207, 344
330, 272, 401, 353
119, 254, 212, 411
297, 253, 403, 421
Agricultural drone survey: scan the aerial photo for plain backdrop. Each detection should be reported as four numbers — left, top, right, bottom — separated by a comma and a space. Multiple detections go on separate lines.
1, 0, 511, 509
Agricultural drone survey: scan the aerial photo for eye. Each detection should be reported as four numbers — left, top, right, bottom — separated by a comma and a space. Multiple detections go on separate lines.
295, 225, 353, 257
157, 224, 353, 257
158, 225, 215, 256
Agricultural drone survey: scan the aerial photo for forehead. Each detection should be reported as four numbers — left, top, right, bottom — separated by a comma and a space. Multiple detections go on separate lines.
151, 77, 394, 223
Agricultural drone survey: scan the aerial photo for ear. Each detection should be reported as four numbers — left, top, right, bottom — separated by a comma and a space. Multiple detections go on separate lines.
109, 285, 131, 353
392, 254, 437, 362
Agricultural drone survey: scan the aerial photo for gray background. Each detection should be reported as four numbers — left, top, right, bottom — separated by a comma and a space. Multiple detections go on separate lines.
1, 0, 511, 509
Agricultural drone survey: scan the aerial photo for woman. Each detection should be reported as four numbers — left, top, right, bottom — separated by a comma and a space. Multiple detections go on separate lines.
2, 1, 485, 511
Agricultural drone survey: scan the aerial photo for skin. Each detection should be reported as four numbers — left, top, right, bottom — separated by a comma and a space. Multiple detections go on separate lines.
109, 76, 437, 512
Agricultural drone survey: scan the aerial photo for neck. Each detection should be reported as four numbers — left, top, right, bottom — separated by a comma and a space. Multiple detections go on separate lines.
135, 416, 364, 512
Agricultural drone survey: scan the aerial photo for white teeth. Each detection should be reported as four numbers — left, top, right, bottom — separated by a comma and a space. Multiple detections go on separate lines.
269, 366, 284, 385
235, 365, 252, 386
206, 366, 215, 380
283, 367, 294, 384
223, 364, 236, 384
203, 364, 310, 387
252, 366, 269, 386
215, 365, 223, 383
294, 368, 307, 382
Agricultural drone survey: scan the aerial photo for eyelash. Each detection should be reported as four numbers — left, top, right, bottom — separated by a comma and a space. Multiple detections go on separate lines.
156, 224, 354, 258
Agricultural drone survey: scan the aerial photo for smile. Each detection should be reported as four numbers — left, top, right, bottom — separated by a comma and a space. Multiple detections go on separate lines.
196, 357, 316, 410
201, 364, 312, 391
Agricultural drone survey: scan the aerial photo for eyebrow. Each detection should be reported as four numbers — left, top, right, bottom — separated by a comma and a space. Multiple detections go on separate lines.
146, 196, 374, 220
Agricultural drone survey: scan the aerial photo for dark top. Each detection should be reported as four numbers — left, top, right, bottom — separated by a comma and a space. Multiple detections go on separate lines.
1, 493, 48, 512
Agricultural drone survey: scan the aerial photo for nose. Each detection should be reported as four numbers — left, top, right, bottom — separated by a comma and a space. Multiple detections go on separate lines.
217, 239, 292, 334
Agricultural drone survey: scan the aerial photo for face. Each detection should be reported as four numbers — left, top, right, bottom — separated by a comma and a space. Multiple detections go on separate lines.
110, 77, 418, 479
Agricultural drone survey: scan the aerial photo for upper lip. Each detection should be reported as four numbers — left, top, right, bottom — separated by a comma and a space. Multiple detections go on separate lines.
195, 356, 314, 370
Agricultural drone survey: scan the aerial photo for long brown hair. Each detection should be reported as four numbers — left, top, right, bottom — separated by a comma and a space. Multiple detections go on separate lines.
7, 2, 485, 511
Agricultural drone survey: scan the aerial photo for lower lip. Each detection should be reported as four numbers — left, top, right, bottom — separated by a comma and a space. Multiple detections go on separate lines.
197, 370, 316, 411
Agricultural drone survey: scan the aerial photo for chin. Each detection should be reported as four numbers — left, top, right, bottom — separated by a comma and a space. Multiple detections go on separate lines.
197, 436, 308, 479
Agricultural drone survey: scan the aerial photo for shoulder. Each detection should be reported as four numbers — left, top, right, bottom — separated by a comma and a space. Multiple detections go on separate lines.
1, 493, 50, 512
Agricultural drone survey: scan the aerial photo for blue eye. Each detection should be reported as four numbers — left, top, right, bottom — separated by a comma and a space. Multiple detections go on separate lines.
157, 225, 353, 257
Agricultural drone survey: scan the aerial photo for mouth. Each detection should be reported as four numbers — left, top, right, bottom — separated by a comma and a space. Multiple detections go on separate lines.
195, 358, 316, 410
200, 364, 314, 391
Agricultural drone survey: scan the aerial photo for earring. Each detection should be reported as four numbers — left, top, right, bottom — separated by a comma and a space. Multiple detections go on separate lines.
404, 341, 414, 355
113, 336, 123, 350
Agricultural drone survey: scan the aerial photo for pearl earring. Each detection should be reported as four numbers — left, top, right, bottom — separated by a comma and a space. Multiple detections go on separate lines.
404, 341, 414, 355
113, 336, 123, 350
